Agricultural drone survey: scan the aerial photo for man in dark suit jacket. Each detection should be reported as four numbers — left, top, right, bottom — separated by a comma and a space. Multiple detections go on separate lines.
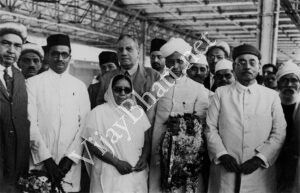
96, 34, 160, 110
0, 22, 30, 192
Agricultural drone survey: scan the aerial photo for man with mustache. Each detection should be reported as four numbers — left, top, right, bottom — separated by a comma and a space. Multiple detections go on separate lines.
27, 34, 90, 192
150, 38, 168, 77
276, 61, 300, 192
96, 34, 160, 110
205, 44, 286, 193
0, 22, 30, 193
211, 59, 235, 92
262, 63, 278, 90
204, 40, 230, 90
187, 53, 209, 84
17, 42, 43, 79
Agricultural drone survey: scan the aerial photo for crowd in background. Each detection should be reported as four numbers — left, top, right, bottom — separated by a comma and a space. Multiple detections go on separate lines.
0, 21, 299, 193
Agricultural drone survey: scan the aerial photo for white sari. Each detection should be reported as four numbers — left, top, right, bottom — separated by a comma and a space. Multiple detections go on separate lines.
82, 77, 150, 193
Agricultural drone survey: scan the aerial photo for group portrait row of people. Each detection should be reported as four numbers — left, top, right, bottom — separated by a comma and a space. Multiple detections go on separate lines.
0, 21, 299, 193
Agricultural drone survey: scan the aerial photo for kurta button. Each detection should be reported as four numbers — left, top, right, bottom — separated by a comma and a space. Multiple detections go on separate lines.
9, 130, 14, 134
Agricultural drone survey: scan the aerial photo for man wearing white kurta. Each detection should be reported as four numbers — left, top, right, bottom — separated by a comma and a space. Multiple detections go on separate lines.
205, 44, 286, 193
27, 34, 90, 192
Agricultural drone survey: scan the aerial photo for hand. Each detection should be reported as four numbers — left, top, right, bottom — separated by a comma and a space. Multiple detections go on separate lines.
58, 157, 73, 175
133, 156, 148, 172
114, 159, 133, 175
241, 156, 263, 175
219, 154, 240, 173
43, 158, 65, 183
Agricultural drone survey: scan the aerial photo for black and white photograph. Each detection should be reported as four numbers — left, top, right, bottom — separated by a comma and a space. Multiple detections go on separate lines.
0, 0, 299, 192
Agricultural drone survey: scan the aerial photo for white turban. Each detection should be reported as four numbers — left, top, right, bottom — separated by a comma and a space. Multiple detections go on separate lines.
21, 43, 44, 60
276, 60, 300, 81
160, 37, 192, 58
189, 53, 208, 66
215, 59, 233, 72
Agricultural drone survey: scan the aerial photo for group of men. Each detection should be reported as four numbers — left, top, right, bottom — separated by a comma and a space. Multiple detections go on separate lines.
0, 21, 299, 193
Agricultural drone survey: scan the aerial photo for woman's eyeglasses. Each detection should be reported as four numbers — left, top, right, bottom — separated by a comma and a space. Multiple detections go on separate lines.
113, 87, 132, 94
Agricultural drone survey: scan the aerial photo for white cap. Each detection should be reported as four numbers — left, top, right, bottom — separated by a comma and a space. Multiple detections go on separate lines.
276, 60, 300, 81
215, 59, 233, 72
21, 43, 44, 60
189, 53, 208, 66
160, 37, 192, 58
207, 40, 230, 57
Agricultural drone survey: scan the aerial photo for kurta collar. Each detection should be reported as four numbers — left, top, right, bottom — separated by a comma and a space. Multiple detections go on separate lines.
175, 75, 188, 84
235, 80, 258, 94
48, 68, 69, 78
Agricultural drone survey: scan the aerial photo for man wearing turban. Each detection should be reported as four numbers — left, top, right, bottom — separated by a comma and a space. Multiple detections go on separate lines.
276, 61, 300, 193
147, 37, 210, 193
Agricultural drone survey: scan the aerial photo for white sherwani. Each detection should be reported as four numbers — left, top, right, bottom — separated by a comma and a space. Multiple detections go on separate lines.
147, 75, 210, 193
205, 81, 286, 193
27, 69, 90, 192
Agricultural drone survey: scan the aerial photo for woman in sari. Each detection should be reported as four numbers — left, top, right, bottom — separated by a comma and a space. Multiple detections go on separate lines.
147, 38, 210, 193
81, 74, 151, 193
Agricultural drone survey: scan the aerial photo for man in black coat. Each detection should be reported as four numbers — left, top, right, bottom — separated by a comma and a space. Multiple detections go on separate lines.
0, 22, 30, 192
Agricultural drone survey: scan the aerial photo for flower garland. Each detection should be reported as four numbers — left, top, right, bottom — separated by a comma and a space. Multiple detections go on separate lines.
18, 170, 66, 193
161, 113, 206, 193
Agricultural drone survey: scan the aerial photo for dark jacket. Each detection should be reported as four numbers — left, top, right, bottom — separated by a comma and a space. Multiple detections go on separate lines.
88, 81, 101, 109
0, 66, 30, 192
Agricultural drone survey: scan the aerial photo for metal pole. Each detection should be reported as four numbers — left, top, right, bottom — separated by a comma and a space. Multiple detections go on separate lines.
257, 0, 280, 65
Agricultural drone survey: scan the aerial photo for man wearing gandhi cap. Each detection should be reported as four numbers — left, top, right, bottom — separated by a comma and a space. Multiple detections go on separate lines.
17, 42, 44, 79
0, 22, 30, 192
211, 59, 235, 92
187, 53, 209, 84
205, 43, 286, 193
276, 61, 300, 192
147, 37, 210, 193
27, 34, 90, 192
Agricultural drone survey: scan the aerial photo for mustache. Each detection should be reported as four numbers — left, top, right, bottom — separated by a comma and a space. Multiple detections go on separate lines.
27, 66, 36, 71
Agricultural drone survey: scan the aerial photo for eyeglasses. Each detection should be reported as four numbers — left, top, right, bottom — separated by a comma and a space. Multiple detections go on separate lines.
113, 86, 132, 94
50, 51, 70, 59
215, 73, 233, 79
